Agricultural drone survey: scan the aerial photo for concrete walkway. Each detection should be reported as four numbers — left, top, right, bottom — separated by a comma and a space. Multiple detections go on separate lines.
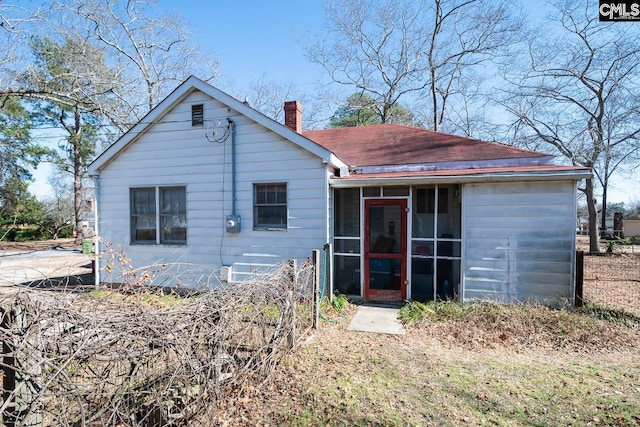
347, 305, 405, 335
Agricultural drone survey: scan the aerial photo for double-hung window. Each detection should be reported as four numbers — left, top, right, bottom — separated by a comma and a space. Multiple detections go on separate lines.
253, 183, 287, 230
131, 186, 187, 244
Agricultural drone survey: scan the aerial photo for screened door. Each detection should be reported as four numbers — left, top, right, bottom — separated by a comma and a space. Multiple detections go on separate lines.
364, 199, 407, 301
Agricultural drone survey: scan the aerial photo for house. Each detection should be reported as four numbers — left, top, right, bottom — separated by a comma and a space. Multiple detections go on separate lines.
88, 76, 591, 305
623, 219, 640, 239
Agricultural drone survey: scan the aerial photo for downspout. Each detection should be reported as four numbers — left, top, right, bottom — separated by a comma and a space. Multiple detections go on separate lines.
229, 118, 237, 216
224, 118, 241, 233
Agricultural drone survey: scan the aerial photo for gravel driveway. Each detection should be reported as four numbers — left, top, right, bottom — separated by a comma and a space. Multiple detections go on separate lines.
0, 247, 93, 295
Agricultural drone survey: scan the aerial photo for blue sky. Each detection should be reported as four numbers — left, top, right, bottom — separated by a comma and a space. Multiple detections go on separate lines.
161, 0, 327, 95
28, 0, 638, 204
29, 1, 329, 199
158, 0, 640, 204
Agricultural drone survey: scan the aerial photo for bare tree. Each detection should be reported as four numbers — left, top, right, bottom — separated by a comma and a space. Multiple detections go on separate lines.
1, 0, 221, 244
2, 0, 219, 131
306, 0, 523, 131
39, 172, 74, 239
241, 76, 332, 130
0, 3, 50, 85
244, 76, 298, 123
424, 0, 523, 132
58, 0, 219, 129
501, 0, 640, 252
306, 0, 430, 124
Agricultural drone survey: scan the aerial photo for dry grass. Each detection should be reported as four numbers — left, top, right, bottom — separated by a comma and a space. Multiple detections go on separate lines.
213, 251, 640, 426
214, 301, 639, 426
403, 301, 638, 352
2, 240, 639, 425
583, 253, 640, 316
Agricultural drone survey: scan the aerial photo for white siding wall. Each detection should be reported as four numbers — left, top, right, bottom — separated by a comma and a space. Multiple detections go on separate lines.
97, 91, 329, 286
462, 181, 577, 305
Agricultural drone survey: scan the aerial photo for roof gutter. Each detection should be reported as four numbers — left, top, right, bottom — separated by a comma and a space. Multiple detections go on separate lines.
329, 169, 592, 188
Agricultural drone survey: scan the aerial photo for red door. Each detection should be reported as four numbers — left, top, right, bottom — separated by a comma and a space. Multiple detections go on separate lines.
364, 199, 407, 302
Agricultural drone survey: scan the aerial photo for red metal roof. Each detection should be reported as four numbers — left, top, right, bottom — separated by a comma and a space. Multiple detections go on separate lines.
303, 124, 549, 168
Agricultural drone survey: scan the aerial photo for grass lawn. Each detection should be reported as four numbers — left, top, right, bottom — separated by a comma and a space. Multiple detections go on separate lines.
2, 241, 637, 426
216, 302, 640, 426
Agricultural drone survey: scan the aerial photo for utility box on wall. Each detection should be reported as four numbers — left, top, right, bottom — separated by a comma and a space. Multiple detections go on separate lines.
220, 265, 233, 282
226, 214, 241, 233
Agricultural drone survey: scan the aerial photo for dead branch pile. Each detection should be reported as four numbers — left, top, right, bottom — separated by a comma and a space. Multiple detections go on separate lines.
0, 259, 316, 426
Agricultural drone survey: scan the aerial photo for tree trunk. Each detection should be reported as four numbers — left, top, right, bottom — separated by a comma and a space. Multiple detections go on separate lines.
585, 178, 600, 253
600, 180, 608, 240
73, 110, 84, 245
1, 297, 43, 427
600, 156, 609, 239
73, 148, 84, 245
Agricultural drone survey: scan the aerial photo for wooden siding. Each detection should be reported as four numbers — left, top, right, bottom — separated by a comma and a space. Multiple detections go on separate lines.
97, 91, 329, 285
462, 181, 576, 305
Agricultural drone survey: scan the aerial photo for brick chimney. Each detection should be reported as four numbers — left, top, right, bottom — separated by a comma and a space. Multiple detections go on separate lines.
284, 101, 302, 133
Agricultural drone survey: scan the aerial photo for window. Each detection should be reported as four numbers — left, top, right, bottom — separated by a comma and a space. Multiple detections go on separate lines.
191, 104, 204, 126
131, 186, 186, 244
415, 187, 448, 214
254, 183, 287, 229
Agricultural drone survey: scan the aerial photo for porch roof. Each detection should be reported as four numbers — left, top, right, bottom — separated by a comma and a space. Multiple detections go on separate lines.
328, 164, 592, 187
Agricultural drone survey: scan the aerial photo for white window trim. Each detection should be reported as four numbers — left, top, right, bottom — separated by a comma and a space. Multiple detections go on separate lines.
130, 186, 187, 246
253, 182, 288, 231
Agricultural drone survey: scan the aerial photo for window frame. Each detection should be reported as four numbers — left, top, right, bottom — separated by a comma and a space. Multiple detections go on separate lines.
253, 183, 288, 230
130, 186, 187, 245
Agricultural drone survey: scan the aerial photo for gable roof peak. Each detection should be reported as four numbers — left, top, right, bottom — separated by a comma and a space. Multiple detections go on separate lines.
88, 77, 346, 174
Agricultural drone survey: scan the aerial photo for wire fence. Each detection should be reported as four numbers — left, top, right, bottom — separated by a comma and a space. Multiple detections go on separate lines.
581, 252, 640, 316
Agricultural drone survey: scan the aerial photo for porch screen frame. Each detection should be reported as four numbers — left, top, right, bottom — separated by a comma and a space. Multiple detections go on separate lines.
410, 184, 462, 301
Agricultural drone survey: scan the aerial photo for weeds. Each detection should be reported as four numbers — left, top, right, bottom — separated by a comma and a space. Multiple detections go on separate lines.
606, 236, 624, 253
399, 300, 432, 322
319, 292, 350, 324
231, 305, 640, 427
400, 300, 470, 322
399, 300, 639, 352
330, 292, 349, 312
83, 288, 186, 309
578, 302, 640, 326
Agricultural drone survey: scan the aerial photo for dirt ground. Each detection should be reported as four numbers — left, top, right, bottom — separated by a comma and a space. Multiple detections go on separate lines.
575, 236, 640, 316
0, 238, 80, 252
582, 253, 640, 316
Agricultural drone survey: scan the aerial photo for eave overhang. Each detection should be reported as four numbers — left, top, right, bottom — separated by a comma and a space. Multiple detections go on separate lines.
329, 166, 592, 188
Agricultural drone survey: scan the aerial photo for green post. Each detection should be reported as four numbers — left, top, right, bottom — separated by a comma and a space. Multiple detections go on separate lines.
81, 238, 93, 254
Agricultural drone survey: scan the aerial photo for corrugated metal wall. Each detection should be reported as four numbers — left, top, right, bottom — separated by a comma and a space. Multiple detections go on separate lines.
462, 181, 576, 305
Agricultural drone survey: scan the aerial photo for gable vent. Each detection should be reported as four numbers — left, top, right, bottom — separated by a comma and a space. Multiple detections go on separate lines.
191, 104, 204, 126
